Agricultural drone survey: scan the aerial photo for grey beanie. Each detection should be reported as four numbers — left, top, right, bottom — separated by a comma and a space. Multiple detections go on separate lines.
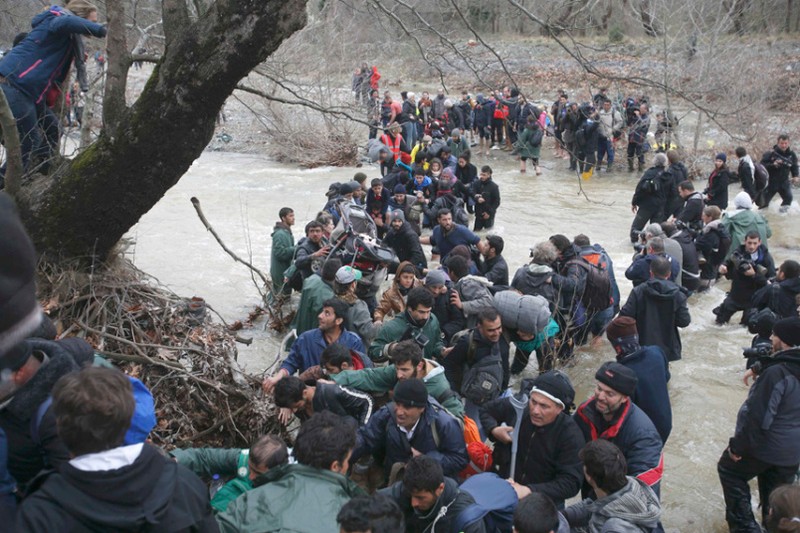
424, 269, 447, 287
390, 209, 405, 222
451, 128, 461, 136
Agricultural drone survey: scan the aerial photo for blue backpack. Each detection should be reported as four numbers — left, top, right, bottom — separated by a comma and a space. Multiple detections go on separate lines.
451, 473, 518, 533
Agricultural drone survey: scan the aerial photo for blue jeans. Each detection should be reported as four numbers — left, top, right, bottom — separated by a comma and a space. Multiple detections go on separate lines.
402, 121, 416, 148
0, 83, 39, 173
597, 135, 614, 165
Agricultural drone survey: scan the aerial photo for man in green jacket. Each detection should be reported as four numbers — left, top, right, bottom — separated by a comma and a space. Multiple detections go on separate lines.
270, 207, 296, 295
217, 412, 364, 532
333, 339, 464, 419
171, 435, 289, 512
369, 287, 444, 363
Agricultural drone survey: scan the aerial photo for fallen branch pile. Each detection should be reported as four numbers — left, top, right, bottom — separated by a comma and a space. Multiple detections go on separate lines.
37, 255, 286, 449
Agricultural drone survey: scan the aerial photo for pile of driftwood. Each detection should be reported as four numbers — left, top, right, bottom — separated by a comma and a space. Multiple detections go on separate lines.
37, 256, 286, 449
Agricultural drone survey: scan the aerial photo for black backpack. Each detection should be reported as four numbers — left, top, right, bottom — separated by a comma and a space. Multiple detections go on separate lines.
568, 258, 612, 311
640, 171, 662, 195
459, 330, 503, 405
753, 162, 769, 192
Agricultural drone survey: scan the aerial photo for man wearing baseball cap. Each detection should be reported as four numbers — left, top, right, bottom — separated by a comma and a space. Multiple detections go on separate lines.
479, 371, 585, 508
574, 361, 664, 498
332, 266, 377, 349
719, 317, 800, 532
351, 378, 467, 483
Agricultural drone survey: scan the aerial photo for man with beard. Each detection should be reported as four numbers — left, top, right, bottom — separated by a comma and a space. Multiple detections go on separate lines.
294, 221, 331, 281
369, 287, 443, 364
421, 209, 483, 262
332, 339, 464, 419
573, 362, 664, 498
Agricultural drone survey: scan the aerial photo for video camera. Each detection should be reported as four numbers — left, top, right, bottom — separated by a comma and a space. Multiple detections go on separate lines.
742, 344, 771, 359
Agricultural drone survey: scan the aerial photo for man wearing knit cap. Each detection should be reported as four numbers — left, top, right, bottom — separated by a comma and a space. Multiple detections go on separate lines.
352, 378, 467, 482
574, 361, 664, 498
383, 208, 426, 272
605, 316, 672, 443
423, 270, 465, 346
479, 371, 585, 508
387, 183, 421, 235
719, 316, 800, 532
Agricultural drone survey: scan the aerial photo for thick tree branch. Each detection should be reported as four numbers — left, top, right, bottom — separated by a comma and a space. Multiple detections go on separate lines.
162, 0, 190, 47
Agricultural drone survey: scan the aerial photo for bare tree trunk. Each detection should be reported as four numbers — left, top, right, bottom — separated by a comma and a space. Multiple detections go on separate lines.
17, 0, 308, 262
103, 0, 130, 138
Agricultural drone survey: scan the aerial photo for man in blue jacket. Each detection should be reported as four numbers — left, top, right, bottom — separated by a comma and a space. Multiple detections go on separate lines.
351, 378, 467, 482
573, 361, 664, 498
605, 316, 672, 444
0, 2, 107, 175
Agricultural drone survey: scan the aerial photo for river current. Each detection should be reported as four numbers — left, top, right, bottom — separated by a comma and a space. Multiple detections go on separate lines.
128, 148, 799, 532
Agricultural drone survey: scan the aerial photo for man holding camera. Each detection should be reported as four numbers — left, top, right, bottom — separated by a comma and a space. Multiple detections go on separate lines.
759, 134, 799, 213
369, 287, 444, 363
714, 231, 775, 326
719, 317, 800, 532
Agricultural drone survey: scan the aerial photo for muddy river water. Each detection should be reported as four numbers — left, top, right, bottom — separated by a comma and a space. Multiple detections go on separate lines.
128, 147, 799, 532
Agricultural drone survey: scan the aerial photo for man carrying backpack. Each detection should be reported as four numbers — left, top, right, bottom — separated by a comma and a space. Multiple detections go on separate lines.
443, 307, 507, 437
380, 455, 486, 533
630, 153, 668, 244
759, 134, 799, 213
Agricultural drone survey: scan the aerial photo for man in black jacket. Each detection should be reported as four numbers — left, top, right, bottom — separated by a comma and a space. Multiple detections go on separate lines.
18, 367, 217, 532
479, 371, 584, 509
759, 134, 799, 212
619, 256, 691, 362
714, 231, 775, 325
423, 270, 466, 346
630, 153, 668, 243
380, 455, 485, 533
472, 165, 501, 230
384, 209, 427, 273
719, 318, 800, 532
478, 235, 509, 291
273, 376, 374, 427
674, 180, 704, 232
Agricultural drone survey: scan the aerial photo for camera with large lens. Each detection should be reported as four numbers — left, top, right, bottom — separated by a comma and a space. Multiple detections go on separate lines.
738, 258, 755, 274
742, 345, 771, 359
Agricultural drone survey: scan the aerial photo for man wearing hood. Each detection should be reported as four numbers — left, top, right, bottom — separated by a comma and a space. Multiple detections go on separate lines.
759, 134, 799, 212
719, 317, 800, 532
721, 191, 772, 260
479, 371, 585, 509
269, 207, 295, 296
446, 255, 495, 331
18, 367, 217, 532
620, 256, 691, 362
384, 210, 427, 272
563, 439, 661, 532
380, 455, 484, 533
605, 317, 672, 444
423, 270, 466, 346
374, 262, 422, 324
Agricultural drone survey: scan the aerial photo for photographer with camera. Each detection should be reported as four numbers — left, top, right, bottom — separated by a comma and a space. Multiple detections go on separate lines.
714, 231, 775, 326
759, 134, 799, 213
719, 317, 800, 533
369, 287, 444, 363
750, 260, 800, 324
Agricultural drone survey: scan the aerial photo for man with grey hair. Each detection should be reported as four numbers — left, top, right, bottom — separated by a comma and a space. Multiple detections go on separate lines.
511, 241, 558, 312
625, 236, 681, 287
643, 223, 682, 286
630, 152, 669, 244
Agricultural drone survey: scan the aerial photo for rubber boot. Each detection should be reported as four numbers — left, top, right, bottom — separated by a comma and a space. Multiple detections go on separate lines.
606, 163, 613, 173
628, 158, 635, 172
638, 160, 645, 172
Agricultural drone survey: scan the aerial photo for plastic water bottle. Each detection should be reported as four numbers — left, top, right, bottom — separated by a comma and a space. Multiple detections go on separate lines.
209, 474, 224, 499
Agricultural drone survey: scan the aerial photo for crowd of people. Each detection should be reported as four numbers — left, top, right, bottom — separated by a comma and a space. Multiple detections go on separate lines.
1, 41, 800, 533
